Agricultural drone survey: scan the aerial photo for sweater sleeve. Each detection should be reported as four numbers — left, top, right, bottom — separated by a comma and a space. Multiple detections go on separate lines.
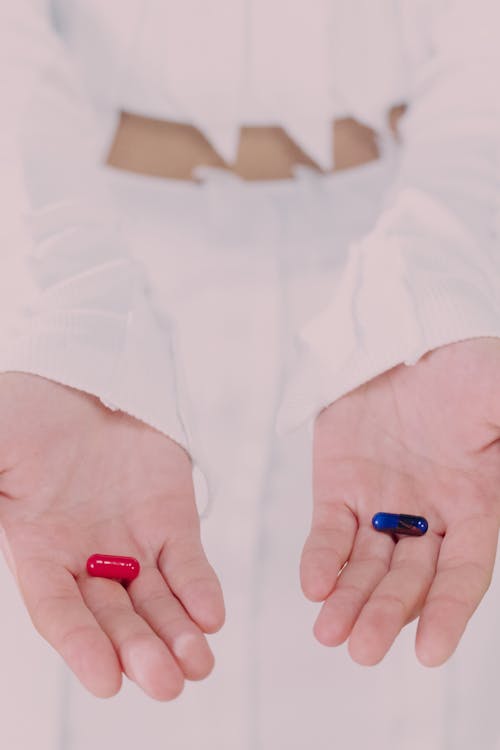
0, 0, 189, 451
276, 0, 500, 433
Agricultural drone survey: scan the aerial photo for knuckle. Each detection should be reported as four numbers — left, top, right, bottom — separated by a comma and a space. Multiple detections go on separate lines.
370, 592, 408, 617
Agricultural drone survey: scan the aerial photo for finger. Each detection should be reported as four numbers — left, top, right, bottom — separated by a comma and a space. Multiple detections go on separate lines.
128, 566, 215, 681
300, 501, 357, 602
348, 529, 441, 665
17, 558, 122, 698
415, 514, 499, 667
313, 524, 395, 646
159, 534, 225, 634
79, 575, 184, 701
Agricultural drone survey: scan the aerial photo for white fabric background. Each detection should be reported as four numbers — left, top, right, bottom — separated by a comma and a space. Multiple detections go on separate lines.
1, 142, 500, 750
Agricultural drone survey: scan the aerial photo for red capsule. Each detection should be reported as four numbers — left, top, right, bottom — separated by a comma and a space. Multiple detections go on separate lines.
86, 554, 140, 583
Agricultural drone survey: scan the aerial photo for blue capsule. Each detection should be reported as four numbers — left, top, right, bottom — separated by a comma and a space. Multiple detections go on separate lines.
372, 512, 428, 537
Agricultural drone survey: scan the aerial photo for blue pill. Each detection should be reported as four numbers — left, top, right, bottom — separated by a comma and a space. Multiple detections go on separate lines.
372, 512, 428, 537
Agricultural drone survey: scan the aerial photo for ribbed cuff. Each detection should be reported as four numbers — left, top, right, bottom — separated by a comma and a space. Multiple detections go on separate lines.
0, 297, 190, 455
276, 235, 500, 434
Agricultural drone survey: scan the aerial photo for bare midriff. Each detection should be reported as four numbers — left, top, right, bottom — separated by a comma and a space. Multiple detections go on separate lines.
106, 104, 407, 181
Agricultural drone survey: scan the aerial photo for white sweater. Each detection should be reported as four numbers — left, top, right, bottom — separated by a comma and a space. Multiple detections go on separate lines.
0, 0, 499, 450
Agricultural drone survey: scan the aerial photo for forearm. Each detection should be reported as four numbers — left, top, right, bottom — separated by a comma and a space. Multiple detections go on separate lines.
277, 0, 500, 433
0, 0, 189, 449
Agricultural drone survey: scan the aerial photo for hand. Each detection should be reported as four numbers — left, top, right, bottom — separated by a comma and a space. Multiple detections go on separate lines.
302, 337, 500, 666
0, 373, 225, 700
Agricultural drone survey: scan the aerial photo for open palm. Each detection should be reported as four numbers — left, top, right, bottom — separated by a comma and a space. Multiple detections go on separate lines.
0, 373, 224, 700
302, 338, 500, 666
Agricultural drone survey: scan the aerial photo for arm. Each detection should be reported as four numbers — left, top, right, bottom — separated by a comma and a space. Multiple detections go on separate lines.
0, 3, 226, 698
0, 0, 188, 449
277, 0, 500, 432
295, 0, 500, 667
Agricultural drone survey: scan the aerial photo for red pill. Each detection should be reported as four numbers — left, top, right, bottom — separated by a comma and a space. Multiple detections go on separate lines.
86, 554, 140, 583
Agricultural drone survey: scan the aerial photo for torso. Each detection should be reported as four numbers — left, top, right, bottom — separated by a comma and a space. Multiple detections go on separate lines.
106, 107, 406, 181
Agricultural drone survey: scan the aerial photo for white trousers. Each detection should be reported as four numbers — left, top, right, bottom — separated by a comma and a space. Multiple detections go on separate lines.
1, 148, 500, 750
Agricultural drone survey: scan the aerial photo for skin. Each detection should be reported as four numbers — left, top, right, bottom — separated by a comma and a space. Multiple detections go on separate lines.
0, 372, 225, 700
0, 337, 498, 699
302, 337, 500, 666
